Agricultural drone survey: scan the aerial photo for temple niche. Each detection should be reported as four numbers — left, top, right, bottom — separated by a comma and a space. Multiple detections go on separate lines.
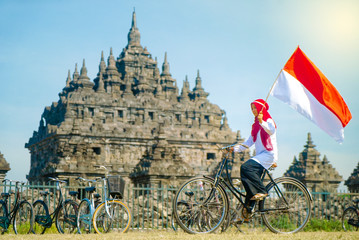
345, 162, 359, 193
0, 151, 10, 183
284, 133, 343, 192
25, 11, 240, 186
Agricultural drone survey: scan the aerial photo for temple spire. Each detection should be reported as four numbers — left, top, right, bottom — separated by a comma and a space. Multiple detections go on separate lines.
99, 50, 106, 74
180, 75, 190, 101
79, 59, 90, 81
192, 70, 209, 99
97, 74, 105, 93
161, 52, 171, 76
73, 63, 79, 82
304, 132, 316, 149
66, 70, 71, 88
132, 8, 137, 28
77, 59, 94, 89
127, 10, 141, 47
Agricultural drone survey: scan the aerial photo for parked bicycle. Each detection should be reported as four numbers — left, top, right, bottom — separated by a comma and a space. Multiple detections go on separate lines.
32, 177, 78, 234
91, 166, 132, 234
173, 145, 312, 234
342, 199, 359, 231
76, 176, 101, 234
0, 179, 34, 234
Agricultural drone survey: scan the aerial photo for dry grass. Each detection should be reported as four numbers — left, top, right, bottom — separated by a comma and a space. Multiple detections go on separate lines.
1, 230, 359, 240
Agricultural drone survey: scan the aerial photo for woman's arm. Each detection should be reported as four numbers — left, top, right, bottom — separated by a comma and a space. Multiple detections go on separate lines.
260, 118, 276, 135
233, 135, 254, 152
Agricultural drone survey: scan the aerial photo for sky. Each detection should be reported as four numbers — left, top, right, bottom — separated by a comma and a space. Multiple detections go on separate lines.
0, 0, 358, 190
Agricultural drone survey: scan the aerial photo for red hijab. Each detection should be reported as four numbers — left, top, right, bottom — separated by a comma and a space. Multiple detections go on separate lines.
251, 99, 276, 151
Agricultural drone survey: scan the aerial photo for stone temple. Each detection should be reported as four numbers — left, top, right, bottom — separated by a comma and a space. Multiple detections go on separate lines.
25, 11, 241, 186
345, 162, 359, 193
0, 151, 10, 183
284, 133, 343, 192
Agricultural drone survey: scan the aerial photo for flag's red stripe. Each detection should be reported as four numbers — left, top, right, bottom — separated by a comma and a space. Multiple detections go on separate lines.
283, 47, 352, 127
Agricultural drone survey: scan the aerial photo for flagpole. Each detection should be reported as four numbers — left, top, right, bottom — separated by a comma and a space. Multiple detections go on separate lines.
259, 69, 282, 114
265, 69, 282, 103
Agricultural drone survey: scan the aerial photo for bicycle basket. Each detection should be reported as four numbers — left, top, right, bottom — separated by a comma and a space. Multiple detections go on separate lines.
107, 175, 125, 199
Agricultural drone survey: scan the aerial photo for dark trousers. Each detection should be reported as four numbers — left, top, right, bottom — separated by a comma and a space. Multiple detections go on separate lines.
240, 159, 267, 206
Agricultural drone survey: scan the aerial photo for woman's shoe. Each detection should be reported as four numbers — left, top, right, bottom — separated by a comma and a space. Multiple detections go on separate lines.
250, 193, 268, 201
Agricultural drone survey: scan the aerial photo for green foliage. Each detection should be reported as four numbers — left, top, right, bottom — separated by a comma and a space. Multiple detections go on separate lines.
304, 218, 343, 232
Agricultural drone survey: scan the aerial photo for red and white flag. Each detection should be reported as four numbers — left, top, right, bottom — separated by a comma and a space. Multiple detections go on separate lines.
271, 46, 352, 143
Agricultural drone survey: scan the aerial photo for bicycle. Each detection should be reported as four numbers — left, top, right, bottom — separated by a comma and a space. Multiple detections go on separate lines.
0, 179, 34, 234
342, 199, 359, 231
32, 177, 78, 234
173, 144, 312, 234
76, 177, 101, 234
91, 166, 132, 234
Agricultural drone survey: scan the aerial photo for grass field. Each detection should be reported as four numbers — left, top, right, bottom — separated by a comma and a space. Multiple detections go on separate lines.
1, 230, 359, 240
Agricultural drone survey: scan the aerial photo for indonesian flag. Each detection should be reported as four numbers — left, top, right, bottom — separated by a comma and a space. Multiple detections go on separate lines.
270, 46, 352, 143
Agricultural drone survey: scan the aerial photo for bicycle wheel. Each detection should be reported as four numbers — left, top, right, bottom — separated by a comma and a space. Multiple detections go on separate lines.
342, 207, 359, 231
55, 200, 78, 234
0, 200, 9, 233
260, 177, 311, 233
32, 200, 50, 234
92, 200, 132, 234
13, 200, 33, 234
173, 177, 228, 234
77, 199, 93, 234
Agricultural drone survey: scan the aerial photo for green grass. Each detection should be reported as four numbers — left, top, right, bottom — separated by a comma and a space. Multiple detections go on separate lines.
0, 230, 359, 240
304, 219, 343, 232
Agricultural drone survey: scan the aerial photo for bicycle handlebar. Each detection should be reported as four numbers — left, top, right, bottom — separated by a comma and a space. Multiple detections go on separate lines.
219, 143, 249, 151
76, 176, 97, 183
2, 179, 26, 185
48, 177, 67, 184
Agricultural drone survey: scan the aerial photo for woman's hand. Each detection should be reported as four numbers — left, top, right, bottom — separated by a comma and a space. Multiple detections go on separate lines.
258, 111, 263, 124
227, 146, 234, 153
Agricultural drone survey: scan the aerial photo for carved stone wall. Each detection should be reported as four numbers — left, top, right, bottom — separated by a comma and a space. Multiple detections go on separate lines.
25, 11, 241, 185
284, 133, 343, 192
0, 151, 10, 183
345, 162, 359, 193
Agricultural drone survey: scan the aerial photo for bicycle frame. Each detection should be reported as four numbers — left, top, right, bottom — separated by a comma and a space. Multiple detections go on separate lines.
205, 151, 295, 214
41, 179, 71, 225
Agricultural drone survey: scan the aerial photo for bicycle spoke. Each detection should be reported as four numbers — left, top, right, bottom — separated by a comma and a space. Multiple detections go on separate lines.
260, 178, 311, 233
173, 177, 228, 234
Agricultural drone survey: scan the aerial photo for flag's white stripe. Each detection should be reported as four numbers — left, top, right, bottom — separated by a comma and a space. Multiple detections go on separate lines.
271, 70, 344, 143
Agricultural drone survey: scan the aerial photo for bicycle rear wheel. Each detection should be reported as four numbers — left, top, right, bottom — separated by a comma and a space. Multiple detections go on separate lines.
173, 177, 228, 234
260, 177, 311, 233
13, 200, 33, 234
92, 200, 132, 234
56, 200, 78, 234
32, 200, 50, 234
342, 207, 359, 231
0, 200, 9, 233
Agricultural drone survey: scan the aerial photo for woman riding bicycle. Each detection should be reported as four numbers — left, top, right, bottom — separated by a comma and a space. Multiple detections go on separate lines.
229, 99, 278, 214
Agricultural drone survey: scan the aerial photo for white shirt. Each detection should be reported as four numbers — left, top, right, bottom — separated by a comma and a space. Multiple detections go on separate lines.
234, 118, 278, 169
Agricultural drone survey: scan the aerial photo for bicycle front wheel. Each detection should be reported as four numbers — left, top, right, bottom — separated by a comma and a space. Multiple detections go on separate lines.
77, 199, 93, 234
173, 177, 228, 234
13, 201, 34, 234
260, 177, 311, 233
32, 200, 50, 234
55, 200, 78, 234
92, 200, 132, 234
342, 207, 359, 231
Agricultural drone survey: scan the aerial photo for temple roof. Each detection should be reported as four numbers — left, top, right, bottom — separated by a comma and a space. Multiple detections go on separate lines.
284, 133, 342, 192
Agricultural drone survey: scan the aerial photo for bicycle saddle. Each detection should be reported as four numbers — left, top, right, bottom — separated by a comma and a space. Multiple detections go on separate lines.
85, 186, 96, 193
69, 191, 78, 196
